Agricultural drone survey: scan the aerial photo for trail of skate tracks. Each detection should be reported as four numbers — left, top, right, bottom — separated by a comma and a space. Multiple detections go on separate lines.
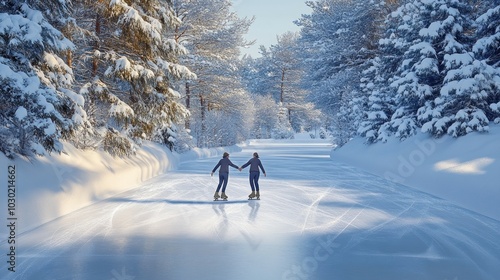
2, 139, 500, 280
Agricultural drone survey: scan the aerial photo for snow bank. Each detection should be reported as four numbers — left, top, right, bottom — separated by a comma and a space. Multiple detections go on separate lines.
177, 145, 242, 162
331, 125, 500, 221
0, 142, 241, 232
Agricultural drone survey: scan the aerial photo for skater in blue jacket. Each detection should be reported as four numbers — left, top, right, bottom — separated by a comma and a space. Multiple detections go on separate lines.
239, 152, 266, 199
211, 152, 239, 200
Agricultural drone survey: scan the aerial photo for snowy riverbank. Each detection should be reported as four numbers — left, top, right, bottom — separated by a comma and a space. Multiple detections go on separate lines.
0, 142, 241, 232
331, 125, 500, 221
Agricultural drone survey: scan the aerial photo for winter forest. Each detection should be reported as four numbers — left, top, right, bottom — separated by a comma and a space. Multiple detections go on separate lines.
1, 0, 499, 159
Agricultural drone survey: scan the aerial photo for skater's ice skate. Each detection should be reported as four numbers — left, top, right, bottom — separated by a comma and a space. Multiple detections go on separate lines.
221, 192, 228, 201
248, 191, 256, 200
255, 191, 260, 200
213, 192, 220, 201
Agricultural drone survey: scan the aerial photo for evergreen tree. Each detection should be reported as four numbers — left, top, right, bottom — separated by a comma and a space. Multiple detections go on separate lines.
358, 57, 396, 143
474, 5, 500, 68
361, 0, 498, 141
273, 103, 294, 139
474, 5, 500, 124
67, 0, 194, 155
0, 1, 86, 158
377, 0, 449, 140
415, 0, 491, 137
239, 53, 275, 97
298, 0, 385, 144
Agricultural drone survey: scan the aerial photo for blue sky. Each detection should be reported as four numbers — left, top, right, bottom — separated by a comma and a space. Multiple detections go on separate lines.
231, 0, 311, 57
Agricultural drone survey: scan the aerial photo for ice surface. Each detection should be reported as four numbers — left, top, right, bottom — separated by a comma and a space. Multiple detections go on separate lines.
1, 138, 499, 279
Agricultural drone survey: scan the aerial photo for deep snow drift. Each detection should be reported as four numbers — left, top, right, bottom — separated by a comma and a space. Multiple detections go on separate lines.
0, 141, 241, 231
331, 126, 500, 221
1, 138, 499, 280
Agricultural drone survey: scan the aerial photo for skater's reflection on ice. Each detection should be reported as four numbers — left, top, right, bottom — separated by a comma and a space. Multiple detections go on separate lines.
248, 201, 260, 223
212, 203, 229, 239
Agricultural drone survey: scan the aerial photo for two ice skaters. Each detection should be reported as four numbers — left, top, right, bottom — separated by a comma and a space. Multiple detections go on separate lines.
211, 152, 266, 200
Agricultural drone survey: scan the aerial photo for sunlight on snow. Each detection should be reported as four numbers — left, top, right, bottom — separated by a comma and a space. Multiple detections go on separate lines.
434, 157, 494, 174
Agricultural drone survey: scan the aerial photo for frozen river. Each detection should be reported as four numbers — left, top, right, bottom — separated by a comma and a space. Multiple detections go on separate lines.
3, 139, 500, 280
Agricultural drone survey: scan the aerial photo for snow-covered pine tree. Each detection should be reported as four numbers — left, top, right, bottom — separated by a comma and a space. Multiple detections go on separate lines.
273, 103, 294, 139
108, 0, 195, 150
359, 0, 500, 141
415, 0, 491, 137
239, 54, 274, 98
357, 87, 395, 143
297, 0, 385, 144
67, 0, 194, 155
475, 5, 500, 68
375, 0, 447, 140
298, 0, 346, 120
474, 5, 500, 124
0, 1, 86, 158
358, 56, 394, 143
333, 79, 364, 145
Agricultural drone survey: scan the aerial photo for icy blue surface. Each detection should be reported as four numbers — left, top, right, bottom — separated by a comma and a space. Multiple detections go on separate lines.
2, 139, 500, 280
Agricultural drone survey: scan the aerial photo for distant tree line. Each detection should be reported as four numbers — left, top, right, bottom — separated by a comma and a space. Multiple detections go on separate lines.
3, 0, 497, 158
295, 0, 500, 146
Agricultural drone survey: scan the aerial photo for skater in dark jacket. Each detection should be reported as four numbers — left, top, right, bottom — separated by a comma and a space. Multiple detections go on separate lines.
239, 152, 266, 199
211, 152, 239, 200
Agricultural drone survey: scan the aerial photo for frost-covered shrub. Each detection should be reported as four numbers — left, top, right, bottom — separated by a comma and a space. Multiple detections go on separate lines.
102, 129, 135, 157
251, 95, 279, 139
153, 124, 194, 153
272, 105, 294, 139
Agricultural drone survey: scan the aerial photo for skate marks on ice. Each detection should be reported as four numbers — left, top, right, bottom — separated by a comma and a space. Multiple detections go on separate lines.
2, 139, 500, 279
272, 180, 500, 278
241, 141, 500, 279
3, 182, 271, 279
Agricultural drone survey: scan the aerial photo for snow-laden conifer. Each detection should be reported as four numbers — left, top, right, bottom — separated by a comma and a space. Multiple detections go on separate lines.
297, 0, 385, 144
416, 0, 495, 137
66, 0, 195, 155
0, 1, 86, 158
474, 5, 500, 124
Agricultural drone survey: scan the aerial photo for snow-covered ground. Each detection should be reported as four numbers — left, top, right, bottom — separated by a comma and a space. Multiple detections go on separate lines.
0, 141, 241, 231
331, 126, 500, 221
1, 137, 499, 279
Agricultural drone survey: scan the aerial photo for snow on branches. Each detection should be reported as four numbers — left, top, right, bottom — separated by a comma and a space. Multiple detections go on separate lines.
0, 3, 84, 158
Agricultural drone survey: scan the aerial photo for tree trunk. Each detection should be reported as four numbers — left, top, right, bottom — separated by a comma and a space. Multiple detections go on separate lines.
185, 82, 191, 129
65, 30, 73, 67
66, 49, 73, 68
199, 94, 206, 147
92, 13, 101, 76
281, 69, 291, 122
280, 68, 285, 103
